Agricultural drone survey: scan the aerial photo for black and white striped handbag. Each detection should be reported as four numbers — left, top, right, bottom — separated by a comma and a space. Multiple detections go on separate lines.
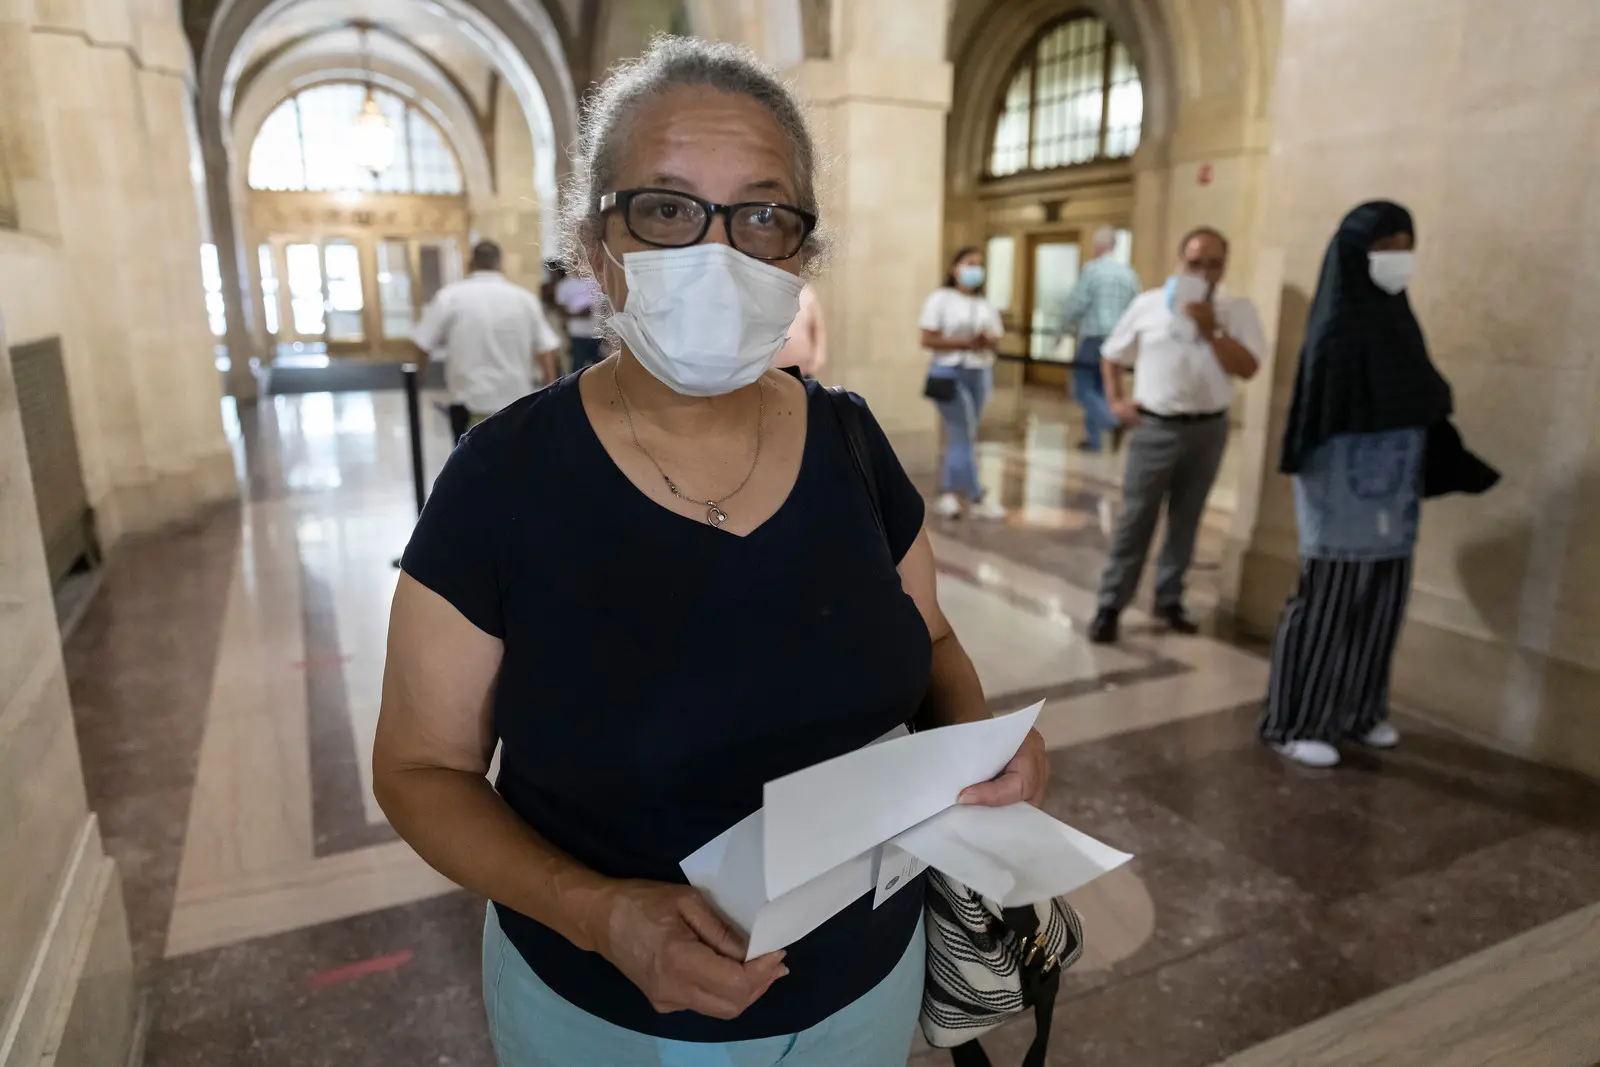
920, 869, 1085, 1067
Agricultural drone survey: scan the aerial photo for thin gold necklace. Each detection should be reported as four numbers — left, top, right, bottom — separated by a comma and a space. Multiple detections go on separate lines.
613, 365, 765, 530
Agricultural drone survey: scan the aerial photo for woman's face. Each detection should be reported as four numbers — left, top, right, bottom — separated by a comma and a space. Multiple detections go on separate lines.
590, 86, 807, 312
1371, 232, 1415, 252
955, 251, 985, 290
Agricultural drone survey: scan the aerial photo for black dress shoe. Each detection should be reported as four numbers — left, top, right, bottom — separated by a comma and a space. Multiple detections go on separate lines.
1088, 609, 1120, 644
1159, 605, 1200, 635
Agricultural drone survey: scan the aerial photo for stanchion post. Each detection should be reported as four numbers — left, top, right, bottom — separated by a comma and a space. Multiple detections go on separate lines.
402, 362, 426, 515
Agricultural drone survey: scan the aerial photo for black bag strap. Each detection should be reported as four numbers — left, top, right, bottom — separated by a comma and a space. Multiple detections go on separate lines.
823, 378, 1056, 1067
823, 385, 888, 543
949, 908, 1058, 1067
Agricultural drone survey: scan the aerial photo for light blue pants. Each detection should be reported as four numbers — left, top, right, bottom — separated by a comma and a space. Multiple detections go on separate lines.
930, 364, 993, 500
482, 905, 925, 1067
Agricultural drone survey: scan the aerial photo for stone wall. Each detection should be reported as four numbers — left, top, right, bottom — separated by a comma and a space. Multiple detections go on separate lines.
0, 0, 235, 551
1233, 0, 1600, 778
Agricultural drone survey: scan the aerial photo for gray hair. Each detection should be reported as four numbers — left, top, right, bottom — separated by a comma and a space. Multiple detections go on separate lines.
1092, 226, 1118, 254
560, 36, 824, 273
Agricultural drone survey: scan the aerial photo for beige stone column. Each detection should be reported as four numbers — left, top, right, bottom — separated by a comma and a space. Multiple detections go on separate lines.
0, 9, 138, 1057
134, 8, 237, 507
26, 0, 235, 542
787, 4, 950, 440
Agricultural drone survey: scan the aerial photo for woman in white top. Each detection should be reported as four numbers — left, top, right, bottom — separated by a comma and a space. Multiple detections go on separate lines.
920, 247, 1006, 520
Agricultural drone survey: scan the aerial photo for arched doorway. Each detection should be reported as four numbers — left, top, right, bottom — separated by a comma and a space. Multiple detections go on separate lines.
947, 8, 1154, 390
238, 82, 474, 361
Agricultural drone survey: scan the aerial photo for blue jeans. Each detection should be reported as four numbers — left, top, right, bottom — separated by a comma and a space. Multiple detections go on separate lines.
482, 904, 925, 1067
930, 364, 992, 500
1072, 337, 1116, 451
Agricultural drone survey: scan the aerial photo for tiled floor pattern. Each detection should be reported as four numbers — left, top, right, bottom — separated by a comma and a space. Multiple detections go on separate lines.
54, 384, 1600, 1066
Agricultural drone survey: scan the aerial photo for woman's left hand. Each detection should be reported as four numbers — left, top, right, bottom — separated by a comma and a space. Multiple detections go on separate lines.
957, 728, 1050, 808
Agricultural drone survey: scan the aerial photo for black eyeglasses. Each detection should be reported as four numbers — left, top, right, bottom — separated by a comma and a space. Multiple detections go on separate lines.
598, 188, 817, 262
1183, 256, 1226, 272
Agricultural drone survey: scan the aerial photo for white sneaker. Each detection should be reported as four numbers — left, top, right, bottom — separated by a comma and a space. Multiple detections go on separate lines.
972, 498, 1008, 522
1272, 740, 1341, 768
1360, 722, 1400, 749
934, 493, 963, 519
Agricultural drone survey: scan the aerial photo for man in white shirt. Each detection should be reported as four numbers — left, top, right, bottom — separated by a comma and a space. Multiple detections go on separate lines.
553, 268, 604, 371
414, 241, 561, 438
1089, 226, 1267, 643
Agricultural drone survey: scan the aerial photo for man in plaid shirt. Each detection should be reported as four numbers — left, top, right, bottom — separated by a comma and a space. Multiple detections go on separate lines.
1057, 227, 1141, 452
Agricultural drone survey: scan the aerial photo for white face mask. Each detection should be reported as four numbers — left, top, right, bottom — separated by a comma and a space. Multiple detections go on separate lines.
603, 242, 804, 397
1368, 251, 1416, 295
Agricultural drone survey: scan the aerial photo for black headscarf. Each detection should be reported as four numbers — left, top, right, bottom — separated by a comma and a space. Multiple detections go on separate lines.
1279, 201, 1454, 474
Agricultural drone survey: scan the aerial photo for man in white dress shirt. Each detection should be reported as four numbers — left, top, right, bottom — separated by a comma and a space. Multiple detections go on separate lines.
1089, 227, 1267, 643
414, 241, 561, 439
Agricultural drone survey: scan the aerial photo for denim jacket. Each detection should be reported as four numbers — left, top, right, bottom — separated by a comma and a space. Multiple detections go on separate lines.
1293, 429, 1424, 561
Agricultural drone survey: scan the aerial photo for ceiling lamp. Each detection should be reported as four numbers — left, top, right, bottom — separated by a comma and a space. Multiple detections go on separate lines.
350, 24, 395, 175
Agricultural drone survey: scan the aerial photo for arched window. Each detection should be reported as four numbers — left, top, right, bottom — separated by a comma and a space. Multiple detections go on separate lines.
989, 16, 1143, 177
247, 83, 464, 195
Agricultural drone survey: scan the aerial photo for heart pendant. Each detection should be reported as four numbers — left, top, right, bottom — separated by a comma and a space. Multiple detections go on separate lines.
706, 503, 728, 528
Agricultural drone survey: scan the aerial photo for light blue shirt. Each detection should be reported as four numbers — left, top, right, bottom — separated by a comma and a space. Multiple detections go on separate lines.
1294, 429, 1425, 561
1059, 256, 1141, 341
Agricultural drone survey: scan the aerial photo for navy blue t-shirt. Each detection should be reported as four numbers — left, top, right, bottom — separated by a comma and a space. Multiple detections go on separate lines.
401, 374, 931, 1040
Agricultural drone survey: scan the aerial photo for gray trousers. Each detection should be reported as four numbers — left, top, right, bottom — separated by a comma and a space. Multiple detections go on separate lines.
1097, 414, 1229, 612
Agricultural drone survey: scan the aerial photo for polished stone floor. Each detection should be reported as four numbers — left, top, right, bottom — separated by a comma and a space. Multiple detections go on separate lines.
59, 382, 1600, 1066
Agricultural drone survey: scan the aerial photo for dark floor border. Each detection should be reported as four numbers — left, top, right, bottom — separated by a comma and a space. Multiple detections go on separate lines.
302, 556, 399, 857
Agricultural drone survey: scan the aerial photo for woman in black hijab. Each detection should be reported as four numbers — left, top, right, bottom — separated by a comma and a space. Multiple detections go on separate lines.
1259, 201, 1450, 768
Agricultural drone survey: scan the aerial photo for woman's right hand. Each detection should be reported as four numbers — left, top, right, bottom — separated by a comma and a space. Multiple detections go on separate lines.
590, 881, 788, 1019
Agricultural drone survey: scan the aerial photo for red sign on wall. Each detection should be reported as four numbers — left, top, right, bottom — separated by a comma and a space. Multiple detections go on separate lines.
1197, 164, 1214, 186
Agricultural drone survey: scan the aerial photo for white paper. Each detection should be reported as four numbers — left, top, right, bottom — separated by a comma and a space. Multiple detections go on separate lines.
680, 807, 877, 961
891, 802, 1132, 907
1171, 272, 1210, 307
680, 725, 910, 961
762, 703, 1043, 899
873, 843, 928, 909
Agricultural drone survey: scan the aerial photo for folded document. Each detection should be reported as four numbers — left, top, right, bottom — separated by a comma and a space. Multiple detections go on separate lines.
680, 703, 1132, 959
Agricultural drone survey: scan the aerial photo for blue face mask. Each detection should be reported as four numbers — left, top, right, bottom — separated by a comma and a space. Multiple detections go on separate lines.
957, 265, 986, 289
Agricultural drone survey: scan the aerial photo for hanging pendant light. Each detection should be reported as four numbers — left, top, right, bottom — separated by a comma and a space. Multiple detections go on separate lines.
349, 24, 395, 175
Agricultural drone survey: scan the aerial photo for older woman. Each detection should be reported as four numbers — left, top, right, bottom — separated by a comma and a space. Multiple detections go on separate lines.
372, 37, 1047, 1067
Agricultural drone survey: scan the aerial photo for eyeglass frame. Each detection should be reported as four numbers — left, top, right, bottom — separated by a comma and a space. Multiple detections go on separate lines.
597, 188, 819, 262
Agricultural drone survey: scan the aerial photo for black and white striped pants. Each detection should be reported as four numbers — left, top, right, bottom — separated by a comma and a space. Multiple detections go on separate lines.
1259, 556, 1412, 745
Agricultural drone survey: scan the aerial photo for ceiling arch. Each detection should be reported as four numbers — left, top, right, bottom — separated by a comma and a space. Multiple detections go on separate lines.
200, 0, 576, 189
231, 55, 496, 201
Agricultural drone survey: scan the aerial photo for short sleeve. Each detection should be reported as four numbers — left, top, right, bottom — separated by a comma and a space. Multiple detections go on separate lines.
918, 290, 947, 333
981, 299, 1004, 336
1101, 295, 1145, 365
413, 290, 451, 353
847, 393, 926, 563
530, 298, 562, 353
400, 439, 505, 637
1225, 298, 1268, 364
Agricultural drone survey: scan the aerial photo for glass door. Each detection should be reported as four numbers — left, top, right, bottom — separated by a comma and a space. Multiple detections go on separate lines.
377, 239, 416, 342
1026, 236, 1081, 362
322, 238, 366, 351
285, 242, 327, 340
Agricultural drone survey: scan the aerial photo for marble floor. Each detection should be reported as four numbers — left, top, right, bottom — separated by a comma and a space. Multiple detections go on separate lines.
59, 384, 1600, 1066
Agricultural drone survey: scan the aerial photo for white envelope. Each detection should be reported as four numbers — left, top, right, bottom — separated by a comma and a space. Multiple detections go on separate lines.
762, 704, 1043, 899
890, 802, 1132, 907
679, 725, 911, 961
679, 703, 1132, 960
679, 807, 875, 962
